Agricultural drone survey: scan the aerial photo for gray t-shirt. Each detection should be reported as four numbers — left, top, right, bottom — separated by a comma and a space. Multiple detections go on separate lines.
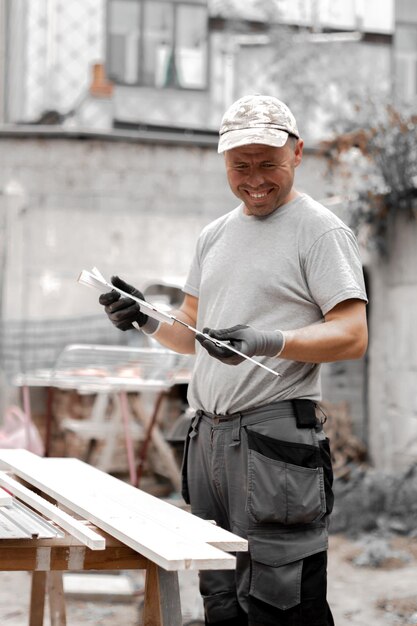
183, 193, 367, 415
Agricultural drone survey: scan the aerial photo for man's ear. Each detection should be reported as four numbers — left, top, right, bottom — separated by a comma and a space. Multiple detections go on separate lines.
294, 139, 304, 167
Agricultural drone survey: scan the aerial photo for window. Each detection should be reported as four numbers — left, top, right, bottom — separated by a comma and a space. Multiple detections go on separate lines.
107, 0, 209, 90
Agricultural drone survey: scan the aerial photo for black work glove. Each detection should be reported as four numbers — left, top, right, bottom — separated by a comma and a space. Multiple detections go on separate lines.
196, 324, 285, 365
98, 276, 159, 334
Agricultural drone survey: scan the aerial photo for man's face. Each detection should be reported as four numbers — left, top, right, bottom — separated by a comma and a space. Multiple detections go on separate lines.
224, 139, 303, 217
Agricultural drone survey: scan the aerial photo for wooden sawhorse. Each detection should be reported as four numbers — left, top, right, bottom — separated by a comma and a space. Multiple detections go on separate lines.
0, 527, 182, 626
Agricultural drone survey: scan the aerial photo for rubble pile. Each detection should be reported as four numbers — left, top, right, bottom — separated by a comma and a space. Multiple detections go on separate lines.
351, 535, 411, 568
377, 596, 417, 625
320, 402, 417, 536
321, 401, 367, 479
330, 463, 417, 535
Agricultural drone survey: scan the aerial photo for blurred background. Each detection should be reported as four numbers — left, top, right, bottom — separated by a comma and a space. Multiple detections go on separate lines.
2, 1, 417, 624
0, 0, 416, 535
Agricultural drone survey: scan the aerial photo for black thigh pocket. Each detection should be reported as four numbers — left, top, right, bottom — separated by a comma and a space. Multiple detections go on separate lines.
246, 428, 326, 525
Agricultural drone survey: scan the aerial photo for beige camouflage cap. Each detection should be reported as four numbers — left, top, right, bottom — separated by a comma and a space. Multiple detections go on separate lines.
218, 94, 299, 154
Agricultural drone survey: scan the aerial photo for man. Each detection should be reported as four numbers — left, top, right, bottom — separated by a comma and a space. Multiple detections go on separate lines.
99, 94, 368, 626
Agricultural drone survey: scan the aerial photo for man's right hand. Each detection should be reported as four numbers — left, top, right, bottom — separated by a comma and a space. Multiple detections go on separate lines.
99, 276, 150, 331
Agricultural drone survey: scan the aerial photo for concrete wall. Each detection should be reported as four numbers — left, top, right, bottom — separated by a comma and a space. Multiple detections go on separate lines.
0, 136, 235, 321
367, 213, 417, 470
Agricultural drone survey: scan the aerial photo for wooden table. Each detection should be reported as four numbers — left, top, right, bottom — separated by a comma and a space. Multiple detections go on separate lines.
0, 526, 182, 626
0, 450, 247, 626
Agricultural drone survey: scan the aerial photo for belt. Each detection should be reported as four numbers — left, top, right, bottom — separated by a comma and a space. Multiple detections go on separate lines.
190, 400, 299, 447
199, 399, 296, 424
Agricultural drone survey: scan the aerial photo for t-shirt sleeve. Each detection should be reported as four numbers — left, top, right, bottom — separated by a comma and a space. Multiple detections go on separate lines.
304, 227, 368, 315
183, 237, 202, 297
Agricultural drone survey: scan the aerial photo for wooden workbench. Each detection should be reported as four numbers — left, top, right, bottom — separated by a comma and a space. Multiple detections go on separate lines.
0, 527, 151, 626
0, 450, 248, 626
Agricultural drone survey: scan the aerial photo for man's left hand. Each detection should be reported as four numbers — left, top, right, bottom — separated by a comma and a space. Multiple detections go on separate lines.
196, 325, 284, 365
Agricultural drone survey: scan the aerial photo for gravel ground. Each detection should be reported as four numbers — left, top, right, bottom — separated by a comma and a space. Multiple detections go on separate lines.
328, 534, 417, 626
1, 533, 417, 625
0, 568, 204, 626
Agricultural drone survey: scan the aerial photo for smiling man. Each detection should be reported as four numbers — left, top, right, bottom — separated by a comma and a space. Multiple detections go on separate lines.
225, 140, 302, 217
220, 96, 302, 218
99, 94, 368, 626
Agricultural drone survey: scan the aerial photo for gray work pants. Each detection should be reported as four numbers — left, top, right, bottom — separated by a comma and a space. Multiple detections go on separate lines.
182, 401, 334, 625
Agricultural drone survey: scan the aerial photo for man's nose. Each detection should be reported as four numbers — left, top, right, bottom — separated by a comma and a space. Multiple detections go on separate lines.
246, 168, 265, 186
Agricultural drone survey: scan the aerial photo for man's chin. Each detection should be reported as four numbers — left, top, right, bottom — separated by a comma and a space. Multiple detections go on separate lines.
244, 202, 279, 217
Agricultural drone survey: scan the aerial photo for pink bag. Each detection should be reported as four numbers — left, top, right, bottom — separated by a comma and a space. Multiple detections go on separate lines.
0, 405, 44, 456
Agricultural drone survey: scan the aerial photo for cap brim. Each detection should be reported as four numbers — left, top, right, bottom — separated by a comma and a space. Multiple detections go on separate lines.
218, 128, 290, 154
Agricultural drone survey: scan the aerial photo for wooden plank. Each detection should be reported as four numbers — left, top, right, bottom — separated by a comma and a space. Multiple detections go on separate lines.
143, 562, 182, 626
45, 457, 247, 552
48, 572, 66, 626
0, 451, 240, 553
0, 472, 105, 550
0, 450, 241, 571
29, 571, 47, 626
0, 498, 65, 539
0, 507, 31, 538
0, 531, 149, 572
0, 486, 12, 506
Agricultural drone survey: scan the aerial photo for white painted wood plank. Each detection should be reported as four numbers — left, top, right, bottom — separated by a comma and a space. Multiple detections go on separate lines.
44, 458, 247, 552
0, 508, 31, 538
0, 472, 105, 550
0, 450, 239, 571
0, 450, 246, 551
0, 487, 12, 506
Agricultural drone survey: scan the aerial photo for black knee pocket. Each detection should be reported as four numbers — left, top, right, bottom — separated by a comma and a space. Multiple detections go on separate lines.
251, 557, 302, 611
249, 549, 330, 625
248, 528, 328, 611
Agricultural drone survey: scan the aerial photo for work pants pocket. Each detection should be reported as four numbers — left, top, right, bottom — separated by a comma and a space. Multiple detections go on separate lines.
246, 427, 327, 525
251, 555, 303, 611
248, 529, 329, 618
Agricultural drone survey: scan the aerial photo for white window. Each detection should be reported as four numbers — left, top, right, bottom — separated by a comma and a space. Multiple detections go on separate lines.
107, 0, 209, 90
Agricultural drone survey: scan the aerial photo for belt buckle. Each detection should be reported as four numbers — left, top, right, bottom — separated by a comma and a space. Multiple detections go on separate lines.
212, 414, 229, 425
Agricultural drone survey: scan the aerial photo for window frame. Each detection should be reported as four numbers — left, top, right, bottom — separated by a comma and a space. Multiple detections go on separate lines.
106, 0, 210, 91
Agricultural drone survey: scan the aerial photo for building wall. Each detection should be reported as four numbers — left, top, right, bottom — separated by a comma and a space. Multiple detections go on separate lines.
235, 37, 393, 144
277, 0, 394, 33
396, 0, 417, 23
394, 0, 417, 104
3, 0, 394, 143
0, 134, 234, 323
367, 213, 417, 470
113, 33, 393, 146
